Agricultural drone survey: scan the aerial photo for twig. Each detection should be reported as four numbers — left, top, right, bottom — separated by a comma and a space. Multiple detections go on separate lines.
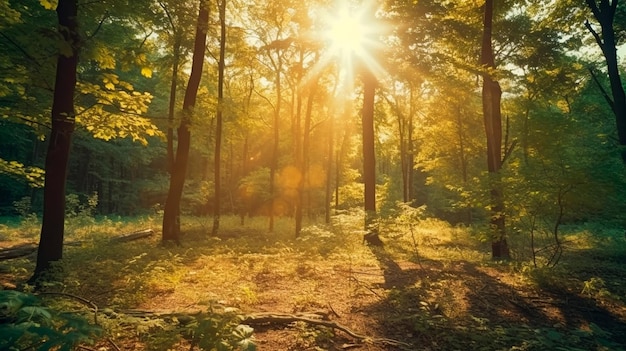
328, 303, 341, 318
242, 313, 411, 349
348, 276, 385, 300
107, 338, 122, 351
38, 292, 99, 325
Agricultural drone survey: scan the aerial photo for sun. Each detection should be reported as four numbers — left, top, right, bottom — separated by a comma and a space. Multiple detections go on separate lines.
326, 6, 369, 59
317, 0, 386, 86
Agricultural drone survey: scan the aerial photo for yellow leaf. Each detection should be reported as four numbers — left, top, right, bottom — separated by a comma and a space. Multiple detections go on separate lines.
39, 0, 58, 10
141, 67, 152, 78
104, 82, 115, 90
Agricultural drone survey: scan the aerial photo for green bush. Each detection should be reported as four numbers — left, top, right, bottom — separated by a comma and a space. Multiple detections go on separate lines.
0, 290, 102, 351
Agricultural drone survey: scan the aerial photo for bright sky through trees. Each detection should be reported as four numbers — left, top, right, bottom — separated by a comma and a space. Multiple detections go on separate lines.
317, 0, 387, 90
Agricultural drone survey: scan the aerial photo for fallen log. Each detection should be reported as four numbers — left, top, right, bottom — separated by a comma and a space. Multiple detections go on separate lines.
109, 229, 154, 243
242, 312, 411, 349
0, 229, 155, 261
0, 242, 37, 260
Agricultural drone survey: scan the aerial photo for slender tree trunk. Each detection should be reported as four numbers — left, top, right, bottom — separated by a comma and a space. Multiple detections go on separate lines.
325, 113, 334, 224
166, 36, 181, 174
362, 70, 378, 237
585, 0, 626, 163
212, 0, 226, 235
407, 104, 414, 202
294, 60, 304, 236
296, 81, 317, 236
481, 0, 509, 259
162, 0, 209, 243
269, 55, 282, 232
32, 0, 79, 281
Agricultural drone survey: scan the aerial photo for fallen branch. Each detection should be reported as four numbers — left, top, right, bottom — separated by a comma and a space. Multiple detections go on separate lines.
109, 229, 154, 243
0, 229, 154, 261
0, 242, 37, 260
242, 312, 411, 349
110, 309, 412, 349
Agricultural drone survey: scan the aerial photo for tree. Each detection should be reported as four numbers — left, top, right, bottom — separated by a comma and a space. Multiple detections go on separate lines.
584, 0, 626, 163
31, 0, 80, 280
162, 0, 209, 243
212, 0, 226, 235
362, 69, 378, 237
480, 0, 509, 259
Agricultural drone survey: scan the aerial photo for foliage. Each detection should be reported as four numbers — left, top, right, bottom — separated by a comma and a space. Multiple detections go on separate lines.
187, 305, 256, 351
0, 290, 102, 351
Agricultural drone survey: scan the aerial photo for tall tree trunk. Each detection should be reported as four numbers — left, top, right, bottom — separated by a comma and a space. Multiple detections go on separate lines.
407, 102, 414, 202
159, 2, 181, 174
481, 0, 509, 259
162, 0, 209, 243
585, 0, 626, 163
269, 54, 283, 232
212, 0, 226, 235
294, 58, 304, 236
296, 81, 317, 236
32, 0, 79, 281
325, 113, 334, 224
166, 35, 181, 173
362, 70, 378, 239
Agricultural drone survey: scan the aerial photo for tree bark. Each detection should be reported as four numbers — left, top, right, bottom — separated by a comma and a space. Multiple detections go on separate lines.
162, 0, 209, 243
480, 0, 509, 259
212, 0, 226, 236
32, 0, 80, 281
362, 70, 378, 241
325, 111, 334, 224
269, 50, 283, 232
166, 35, 181, 174
584, 0, 626, 163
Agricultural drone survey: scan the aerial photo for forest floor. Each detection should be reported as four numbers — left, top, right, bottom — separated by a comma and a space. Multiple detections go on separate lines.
1, 214, 626, 350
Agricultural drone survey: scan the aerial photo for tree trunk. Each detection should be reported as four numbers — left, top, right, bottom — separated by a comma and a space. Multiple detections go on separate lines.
212, 0, 226, 236
296, 80, 317, 236
32, 0, 79, 281
162, 0, 209, 243
269, 54, 283, 232
362, 70, 378, 239
585, 0, 626, 163
481, 0, 509, 259
166, 35, 181, 174
325, 113, 334, 224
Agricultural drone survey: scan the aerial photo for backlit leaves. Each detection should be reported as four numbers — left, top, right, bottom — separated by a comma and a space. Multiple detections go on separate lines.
38, 0, 58, 10
0, 0, 21, 28
140, 66, 153, 78
76, 81, 162, 145
0, 158, 45, 187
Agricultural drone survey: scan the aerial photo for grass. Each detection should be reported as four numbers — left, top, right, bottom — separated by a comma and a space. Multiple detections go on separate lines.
1, 211, 625, 350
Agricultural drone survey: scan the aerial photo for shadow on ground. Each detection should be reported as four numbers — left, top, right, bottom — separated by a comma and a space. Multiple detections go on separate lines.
364, 243, 626, 350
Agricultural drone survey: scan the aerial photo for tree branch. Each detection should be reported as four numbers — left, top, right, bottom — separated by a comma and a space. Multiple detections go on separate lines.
588, 66, 615, 109
584, 19, 605, 53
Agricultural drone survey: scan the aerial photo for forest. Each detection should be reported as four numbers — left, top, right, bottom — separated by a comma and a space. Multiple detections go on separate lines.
1, 0, 625, 350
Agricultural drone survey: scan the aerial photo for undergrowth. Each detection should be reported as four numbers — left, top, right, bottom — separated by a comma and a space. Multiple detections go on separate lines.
1, 207, 625, 350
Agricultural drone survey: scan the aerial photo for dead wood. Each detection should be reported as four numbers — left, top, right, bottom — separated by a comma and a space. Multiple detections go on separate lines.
242, 312, 411, 349
0, 229, 154, 261
0, 242, 37, 260
115, 309, 411, 349
109, 229, 154, 243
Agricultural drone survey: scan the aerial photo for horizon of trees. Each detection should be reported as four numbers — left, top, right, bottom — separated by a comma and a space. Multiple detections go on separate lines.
1, 0, 626, 276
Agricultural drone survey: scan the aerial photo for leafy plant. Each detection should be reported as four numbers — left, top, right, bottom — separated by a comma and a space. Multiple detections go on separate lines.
0, 290, 102, 351
186, 305, 256, 351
